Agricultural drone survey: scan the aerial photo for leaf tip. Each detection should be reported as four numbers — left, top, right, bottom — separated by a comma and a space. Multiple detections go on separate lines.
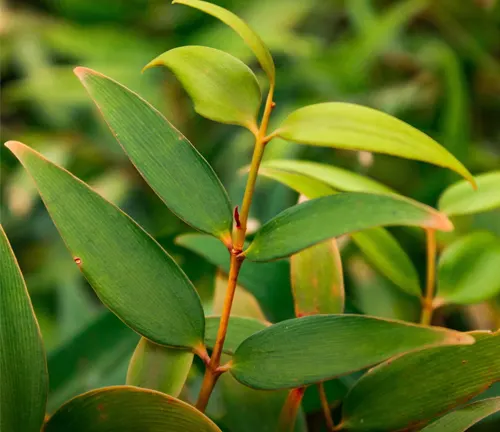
141, 59, 161, 74
4, 140, 28, 157
444, 331, 476, 346
73, 66, 92, 80
431, 212, 454, 232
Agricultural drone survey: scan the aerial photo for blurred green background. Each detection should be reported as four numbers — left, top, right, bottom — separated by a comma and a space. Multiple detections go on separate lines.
1, 0, 500, 424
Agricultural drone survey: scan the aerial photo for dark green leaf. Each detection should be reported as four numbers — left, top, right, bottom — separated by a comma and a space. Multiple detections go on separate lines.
291, 238, 344, 315
0, 225, 48, 432
44, 386, 221, 431
173, 0, 275, 83
438, 171, 500, 216
341, 331, 500, 431
74, 67, 232, 241
6, 141, 205, 349
421, 397, 500, 432
437, 232, 500, 305
144, 46, 261, 130
205, 316, 267, 355
127, 338, 193, 396
275, 103, 475, 185
244, 193, 453, 262
231, 314, 473, 390
176, 234, 295, 321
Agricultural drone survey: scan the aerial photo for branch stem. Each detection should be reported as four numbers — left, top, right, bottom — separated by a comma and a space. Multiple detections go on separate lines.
420, 229, 437, 325
195, 83, 275, 412
318, 382, 335, 430
278, 387, 306, 432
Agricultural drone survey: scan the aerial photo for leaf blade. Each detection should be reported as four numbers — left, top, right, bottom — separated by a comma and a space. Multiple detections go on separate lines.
44, 386, 221, 431
438, 171, 500, 216
6, 141, 205, 349
74, 67, 232, 240
144, 46, 261, 130
244, 193, 453, 262
341, 332, 500, 431
173, 0, 275, 83
276, 103, 475, 186
231, 314, 474, 390
0, 225, 48, 432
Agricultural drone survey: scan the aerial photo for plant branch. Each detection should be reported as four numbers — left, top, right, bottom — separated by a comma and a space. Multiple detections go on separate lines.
195, 83, 276, 412
318, 382, 336, 430
278, 387, 306, 432
420, 229, 437, 325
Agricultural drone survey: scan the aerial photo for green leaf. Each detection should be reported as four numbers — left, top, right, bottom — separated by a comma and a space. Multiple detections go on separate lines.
341, 331, 500, 431
291, 238, 344, 315
126, 338, 193, 396
244, 192, 453, 262
230, 314, 473, 390
275, 103, 475, 186
205, 316, 267, 355
44, 386, 222, 431
259, 159, 395, 194
258, 166, 336, 198
421, 397, 500, 432
144, 46, 261, 130
256, 165, 420, 295
0, 225, 48, 432
176, 234, 295, 321
47, 311, 139, 413
74, 67, 232, 241
437, 232, 500, 305
351, 228, 421, 297
174, 0, 275, 83
6, 141, 205, 349
438, 171, 500, 216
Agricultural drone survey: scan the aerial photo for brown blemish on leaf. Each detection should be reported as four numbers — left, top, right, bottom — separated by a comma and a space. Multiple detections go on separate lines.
74, 256, 82, 266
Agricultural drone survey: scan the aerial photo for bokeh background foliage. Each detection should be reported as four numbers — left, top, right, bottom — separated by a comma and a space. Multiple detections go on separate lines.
1, 0, 499, 429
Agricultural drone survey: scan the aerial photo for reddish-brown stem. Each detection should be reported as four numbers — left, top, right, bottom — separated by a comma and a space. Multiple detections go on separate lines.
420, 229, 437, 325
278, 387, 306, 432
318, 382, 336, 430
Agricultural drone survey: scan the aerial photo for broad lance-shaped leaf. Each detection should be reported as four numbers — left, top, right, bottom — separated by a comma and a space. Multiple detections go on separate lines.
205, 316, 268, 355
341, 331, 500, 431
256, 165, 421, 295
74, 67, 232, 241
436, 232, 500, 305
438, 171, 500, 216
259, 159, 395, 194
47, 311, 139, 413
44, 386, 221, 431
6, 141, 205, 349
230, 314, 473, 390
0, 225, 48, 432
291, 238, 345, 315
174, 0, 275, 83
274, 103, 475, 186
176, 234, 295, 321
244, 192, 453, 262
127, 338, 193, 397
420, 397, 500, 432
144, 46, 261, 130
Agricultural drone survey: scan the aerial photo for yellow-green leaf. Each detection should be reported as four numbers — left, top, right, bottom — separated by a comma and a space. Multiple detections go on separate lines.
438, 171, 500, 216
144, 46, 261, 130
341, 332, 500, 431
126, 338, 193, 396
0, 225, 48, 432
173, 0, 275, 83
437, 232, 500, 305
275, 103, 475, 186
230, 314, 473, 390
44, 386, 221, 431
6, 141, 205, 349
420, 397, 500, 432
291, 238, 344, 316
74, 67, 232, 241
244, 193, 453, 262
